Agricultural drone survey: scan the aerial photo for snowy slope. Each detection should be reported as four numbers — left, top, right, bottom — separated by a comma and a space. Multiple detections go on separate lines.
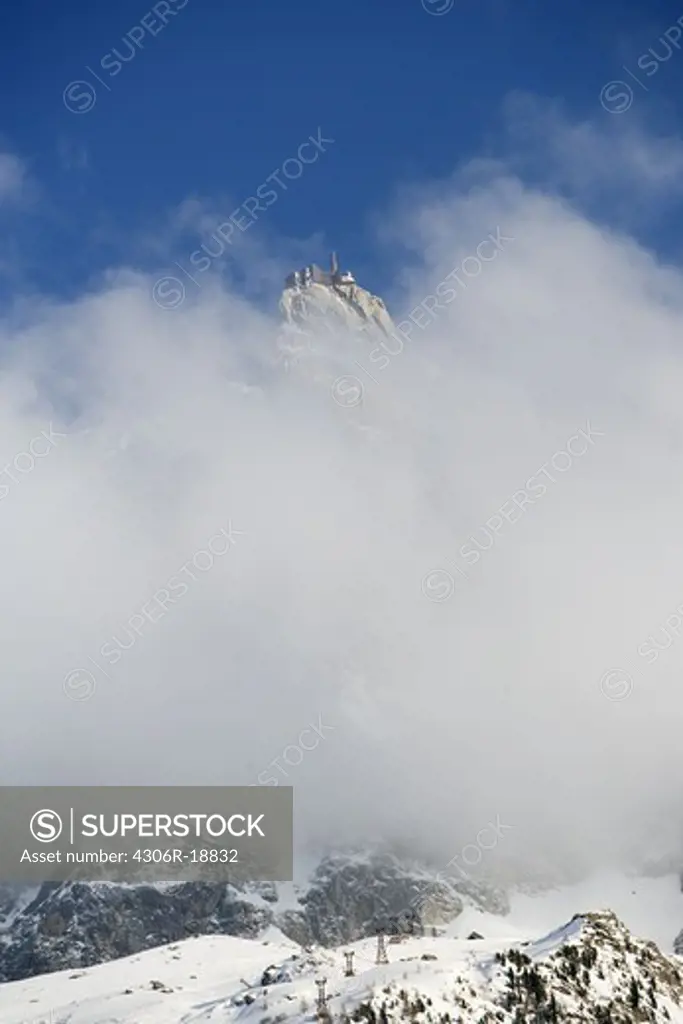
0, 931, 303, 1024
2, 905, 683, 1024
447, 870, 683, 953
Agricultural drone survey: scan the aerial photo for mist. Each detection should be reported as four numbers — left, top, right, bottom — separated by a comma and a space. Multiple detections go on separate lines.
2, 115, 683, 886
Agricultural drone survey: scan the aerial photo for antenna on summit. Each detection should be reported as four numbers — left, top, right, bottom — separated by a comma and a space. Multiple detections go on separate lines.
330, 251, 339, 278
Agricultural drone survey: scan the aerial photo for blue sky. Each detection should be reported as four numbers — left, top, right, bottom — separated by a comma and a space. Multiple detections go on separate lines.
2, 0, 683, 306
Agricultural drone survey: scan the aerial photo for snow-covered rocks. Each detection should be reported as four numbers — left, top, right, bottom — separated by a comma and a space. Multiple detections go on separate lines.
276, 256, 397, 372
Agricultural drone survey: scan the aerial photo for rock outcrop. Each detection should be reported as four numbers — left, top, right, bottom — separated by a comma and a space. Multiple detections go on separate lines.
277, 253, 396, 367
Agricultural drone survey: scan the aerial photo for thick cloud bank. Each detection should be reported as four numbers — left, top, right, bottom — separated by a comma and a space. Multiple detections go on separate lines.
2, 122, 683, 882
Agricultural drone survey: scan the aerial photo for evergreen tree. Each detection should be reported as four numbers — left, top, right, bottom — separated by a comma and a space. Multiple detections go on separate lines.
628, 976, 640, 1009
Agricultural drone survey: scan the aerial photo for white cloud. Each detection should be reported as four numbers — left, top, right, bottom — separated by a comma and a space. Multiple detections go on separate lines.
1, 107, 683, 880
499, 93, 683, 218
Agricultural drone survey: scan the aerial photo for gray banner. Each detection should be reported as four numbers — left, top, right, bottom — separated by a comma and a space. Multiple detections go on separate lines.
0, 787, 292, 883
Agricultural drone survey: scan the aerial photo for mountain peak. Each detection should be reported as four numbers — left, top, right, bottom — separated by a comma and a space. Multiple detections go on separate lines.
278, 253, 396, 348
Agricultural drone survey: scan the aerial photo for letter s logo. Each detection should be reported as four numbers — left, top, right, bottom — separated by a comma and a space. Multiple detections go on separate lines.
30, 809, 63, 842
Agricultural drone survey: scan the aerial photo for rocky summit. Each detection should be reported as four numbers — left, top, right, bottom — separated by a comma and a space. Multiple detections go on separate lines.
276, 253, 396, 366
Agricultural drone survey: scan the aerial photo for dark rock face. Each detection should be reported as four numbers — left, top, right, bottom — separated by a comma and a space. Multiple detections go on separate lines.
674, 928, 683, 956
0, 852, 505, 983
274, 909, 313, 948
300, 853, 445, 947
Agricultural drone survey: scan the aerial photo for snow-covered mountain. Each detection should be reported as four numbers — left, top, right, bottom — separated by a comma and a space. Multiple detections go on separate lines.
2, 900, 683, 1024
0, 852, 507, 983
275, 254, 396, 373
3, 847, 683, 1019
279, 254, 395, 339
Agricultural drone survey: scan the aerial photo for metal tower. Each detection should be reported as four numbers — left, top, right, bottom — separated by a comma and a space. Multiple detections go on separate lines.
315, 977, 329, 1017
